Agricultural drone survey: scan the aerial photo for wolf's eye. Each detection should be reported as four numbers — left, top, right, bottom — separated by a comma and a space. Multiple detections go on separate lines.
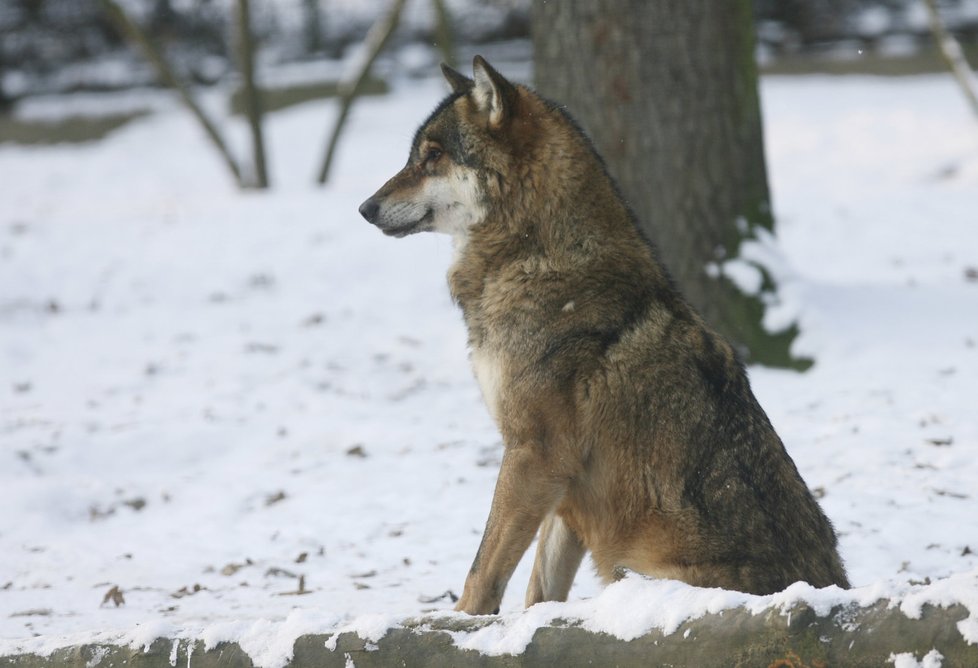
423, 146, 443, 166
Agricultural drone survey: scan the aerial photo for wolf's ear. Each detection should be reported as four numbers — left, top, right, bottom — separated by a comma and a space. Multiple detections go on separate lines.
441, 63, 473, 94
472, 55, 515, 130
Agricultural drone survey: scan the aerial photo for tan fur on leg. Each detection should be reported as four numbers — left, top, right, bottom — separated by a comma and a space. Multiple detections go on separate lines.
455, 446, 566, 615
525, 512, 586, 607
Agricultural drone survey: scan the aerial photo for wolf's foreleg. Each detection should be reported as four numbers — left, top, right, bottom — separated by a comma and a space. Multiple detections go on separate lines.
455, 445, 567, 615
524, 511, 586, 607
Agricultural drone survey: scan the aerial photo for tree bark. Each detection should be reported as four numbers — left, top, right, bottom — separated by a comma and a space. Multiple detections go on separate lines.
533, 0, 806, 368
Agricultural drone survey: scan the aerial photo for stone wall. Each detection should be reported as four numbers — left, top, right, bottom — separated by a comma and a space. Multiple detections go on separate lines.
2, 600, 975, 668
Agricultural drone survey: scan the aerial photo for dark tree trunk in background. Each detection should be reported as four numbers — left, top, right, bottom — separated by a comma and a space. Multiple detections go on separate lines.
302, 0, 324, 54
0, 50, 8, 110
757, 0, 853, 46
235, 0, 269, 188
533, 0, 807, 368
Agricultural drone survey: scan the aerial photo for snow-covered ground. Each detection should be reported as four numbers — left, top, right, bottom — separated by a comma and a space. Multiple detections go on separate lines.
1, 67, 977, 666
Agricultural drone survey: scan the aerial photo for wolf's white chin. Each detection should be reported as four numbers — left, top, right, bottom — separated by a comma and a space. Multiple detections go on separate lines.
378, 210, 433, 238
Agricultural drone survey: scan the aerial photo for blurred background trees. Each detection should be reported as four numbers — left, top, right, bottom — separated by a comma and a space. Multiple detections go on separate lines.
2, 0, 975, 366
3, 0, 977, 104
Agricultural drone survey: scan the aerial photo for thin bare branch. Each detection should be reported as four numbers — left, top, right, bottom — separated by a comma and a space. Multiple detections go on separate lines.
432, 0, 457, 69
99, 0, 244, 186
923, 0, 978, 119
317, 0, 407, 184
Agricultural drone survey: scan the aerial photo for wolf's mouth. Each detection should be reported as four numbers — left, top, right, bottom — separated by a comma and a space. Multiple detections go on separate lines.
382, 209, 433, 238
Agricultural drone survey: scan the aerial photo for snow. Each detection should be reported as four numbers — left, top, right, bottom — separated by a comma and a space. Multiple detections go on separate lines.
439, 572, 970, 656
2, 68, 977, 666
890, 648, 944, 668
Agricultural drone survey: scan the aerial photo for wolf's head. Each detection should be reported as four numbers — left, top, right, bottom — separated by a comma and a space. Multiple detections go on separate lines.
358, 56, 523, 242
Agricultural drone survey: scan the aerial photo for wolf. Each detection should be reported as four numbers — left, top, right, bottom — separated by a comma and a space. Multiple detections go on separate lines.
358, 56, 849, 615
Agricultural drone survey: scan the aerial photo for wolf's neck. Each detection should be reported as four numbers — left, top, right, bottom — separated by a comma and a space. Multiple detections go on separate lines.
445, 106, 658, 331
447, 220, 529, 310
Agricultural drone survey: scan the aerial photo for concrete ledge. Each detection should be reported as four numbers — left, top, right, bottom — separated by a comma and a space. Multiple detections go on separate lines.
1, 601, 974, 667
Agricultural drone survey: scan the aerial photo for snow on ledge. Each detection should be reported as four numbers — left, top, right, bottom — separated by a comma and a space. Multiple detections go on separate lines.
3, 569, 977, 668
331, 569, 978, 659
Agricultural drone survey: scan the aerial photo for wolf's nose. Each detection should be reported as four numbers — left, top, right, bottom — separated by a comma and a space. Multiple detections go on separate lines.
358, 198, 380, 223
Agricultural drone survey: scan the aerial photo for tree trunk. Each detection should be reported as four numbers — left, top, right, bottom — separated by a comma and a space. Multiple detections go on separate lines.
303, 0, 325, 54
235, 0, 269, 189
0, 48, 9, 111
533, 0, 807, 368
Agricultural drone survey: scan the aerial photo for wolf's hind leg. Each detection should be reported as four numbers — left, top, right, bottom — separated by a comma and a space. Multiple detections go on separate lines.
525, 512, 586, 607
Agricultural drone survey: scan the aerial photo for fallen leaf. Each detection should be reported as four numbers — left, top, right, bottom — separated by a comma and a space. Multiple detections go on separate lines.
934, 488, 968, 499
89, 505, 115, 521
245, 342, 279, 354
265, 567, 298, 579
220, 559, 252, 576
10, 608, 53, 617
265, 490, 287, 506
171, 584, 205, 599
277, 575, 310, 596
248, 273, 276, 290
351, 570, 377, 579
418, 590, 458, 604
101, 585, 125, 607
123, 498, 146, 512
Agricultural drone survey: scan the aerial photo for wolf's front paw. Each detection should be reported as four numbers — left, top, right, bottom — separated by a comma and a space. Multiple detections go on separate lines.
454, 592, 500, 615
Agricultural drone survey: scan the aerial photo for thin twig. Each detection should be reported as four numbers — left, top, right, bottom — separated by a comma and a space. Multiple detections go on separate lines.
431, 0, 457, 69
99, 0, 244, 186
923, 0, 978, 119
316, 0, 407, 184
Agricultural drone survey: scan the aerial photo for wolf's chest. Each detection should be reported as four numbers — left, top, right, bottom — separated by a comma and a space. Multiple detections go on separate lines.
470, 345, 505, 423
